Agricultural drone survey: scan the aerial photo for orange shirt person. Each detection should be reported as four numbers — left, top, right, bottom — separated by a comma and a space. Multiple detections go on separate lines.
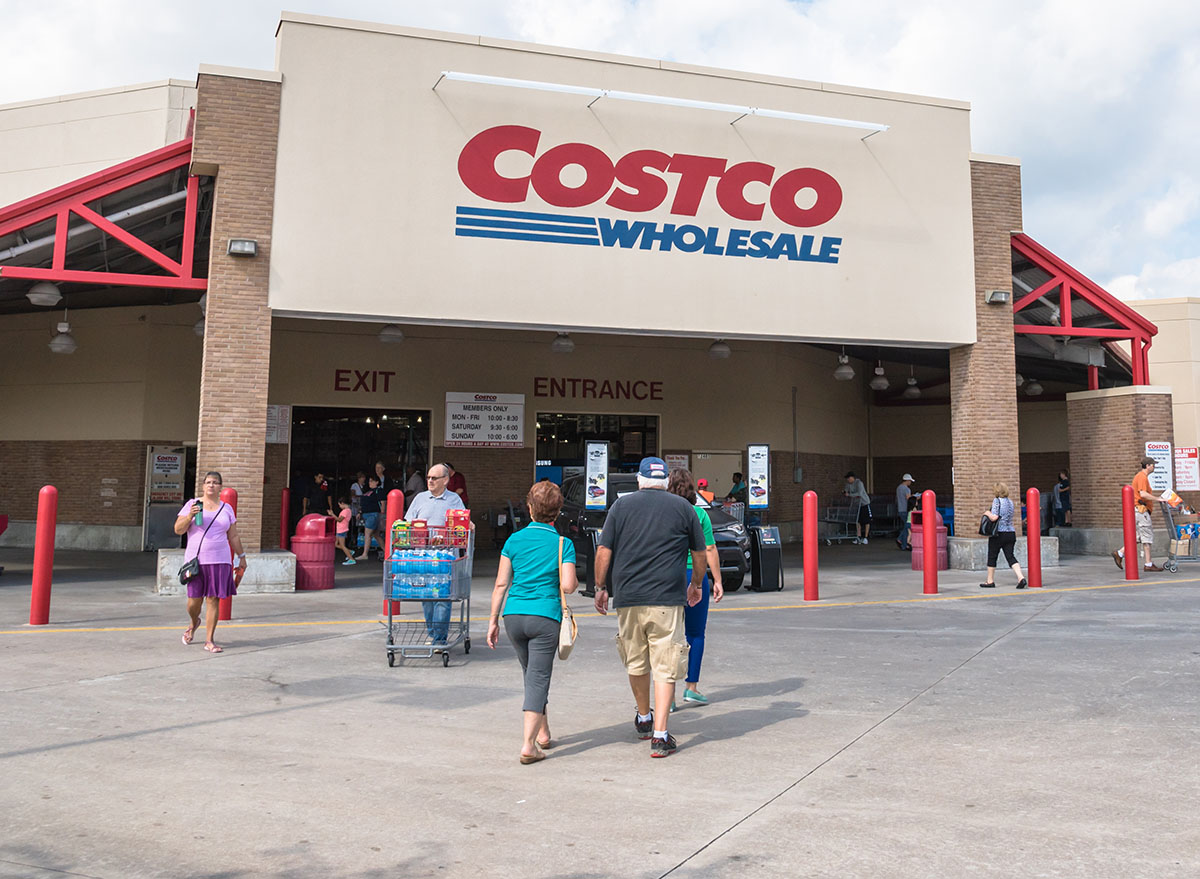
696, 478, 715, 504
1112, 457, 1162, 572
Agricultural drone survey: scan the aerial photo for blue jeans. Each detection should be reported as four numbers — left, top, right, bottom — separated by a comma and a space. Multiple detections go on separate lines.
898, 521, 910, 547
683, 573, 710, 685
424, 600, 451, 642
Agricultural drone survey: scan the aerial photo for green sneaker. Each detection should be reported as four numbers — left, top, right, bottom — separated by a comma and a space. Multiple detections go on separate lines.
669, 701, 677, 713
682, 689, 709, 705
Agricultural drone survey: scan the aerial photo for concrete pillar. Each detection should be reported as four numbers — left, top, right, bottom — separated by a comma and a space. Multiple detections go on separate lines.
189, 67, 282, 552
1066, 386, 1174, 529
948, 157, 1023, 560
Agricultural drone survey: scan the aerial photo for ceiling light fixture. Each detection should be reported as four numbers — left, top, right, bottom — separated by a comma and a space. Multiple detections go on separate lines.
379, 324, 405, 343
551, 332, 575, 354
901, 366, 921, 400
198, 293, 207, 315
833, 348, 855, 381
1025, 379, 1044, 397
869, 361, 889, 391
27, 281, 62, 307
193, 318, 205, 338
49, 312, 77, 354
708, 339, 731, 360
1015, 373, 1024, 387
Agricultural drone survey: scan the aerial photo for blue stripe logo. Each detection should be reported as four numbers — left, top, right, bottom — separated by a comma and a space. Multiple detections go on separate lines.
455, 206, 600, 246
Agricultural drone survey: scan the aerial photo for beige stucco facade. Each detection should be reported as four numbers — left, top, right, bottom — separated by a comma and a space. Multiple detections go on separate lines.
1131, 298, 1200, 449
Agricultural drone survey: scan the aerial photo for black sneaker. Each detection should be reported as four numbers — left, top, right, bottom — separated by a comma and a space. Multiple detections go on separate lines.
634, 710, 654, 739
979, 582, 996, 588
650, 733, 677, 757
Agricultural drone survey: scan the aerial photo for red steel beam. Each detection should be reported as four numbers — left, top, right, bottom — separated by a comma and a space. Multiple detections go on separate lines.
0, 265, 206, 290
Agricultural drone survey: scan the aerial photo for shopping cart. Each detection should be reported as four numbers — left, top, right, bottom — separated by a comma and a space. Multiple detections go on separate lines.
383, 524, 474, 667
822, 499, 863, 545
719, 501, 745, 524
1159, 500, 1199, 573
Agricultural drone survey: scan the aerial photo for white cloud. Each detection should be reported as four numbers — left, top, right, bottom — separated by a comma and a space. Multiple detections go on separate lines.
1107, 257, 1200, 301
1143, 177, 1200, 238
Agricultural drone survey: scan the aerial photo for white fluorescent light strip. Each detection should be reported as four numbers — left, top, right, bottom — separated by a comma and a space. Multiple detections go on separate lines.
437, 71, 889, 134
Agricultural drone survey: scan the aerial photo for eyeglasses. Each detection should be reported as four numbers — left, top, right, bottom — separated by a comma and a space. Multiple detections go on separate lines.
427, 473, 447, 480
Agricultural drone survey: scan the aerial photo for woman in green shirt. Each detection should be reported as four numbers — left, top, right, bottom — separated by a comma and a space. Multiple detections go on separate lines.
487, 481, 578, 764
668, 469, 724, 706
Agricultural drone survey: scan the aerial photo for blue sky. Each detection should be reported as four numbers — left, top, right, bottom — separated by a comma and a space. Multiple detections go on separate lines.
3, 0, 1197, 300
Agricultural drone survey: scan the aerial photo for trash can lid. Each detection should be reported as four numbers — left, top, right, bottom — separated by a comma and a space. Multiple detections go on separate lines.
296, 513, 332, 538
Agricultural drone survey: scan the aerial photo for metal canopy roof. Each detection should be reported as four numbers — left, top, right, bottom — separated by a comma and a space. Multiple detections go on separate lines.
0, 139, 211, 316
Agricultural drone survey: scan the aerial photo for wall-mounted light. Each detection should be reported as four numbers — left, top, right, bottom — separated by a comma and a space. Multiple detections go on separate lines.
708, 339, 731, 360
984, 289, 1010, 305
227, 238, 257, 257
27, 281, 62, 307
869, 361, 889, 391
551, 332, 575, 354
833, 348, 855, 381
379, 324, 405, 343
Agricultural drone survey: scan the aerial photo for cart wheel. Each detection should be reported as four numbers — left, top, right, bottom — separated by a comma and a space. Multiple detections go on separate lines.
387, 651, 395, 667
824, 539, 832, 546
464, 638, 471, 654
1167, 562, 1178, 573
442, 652, 450, 667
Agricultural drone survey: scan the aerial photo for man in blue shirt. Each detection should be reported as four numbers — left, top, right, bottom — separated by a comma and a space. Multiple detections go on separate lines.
405, 463, 468, 643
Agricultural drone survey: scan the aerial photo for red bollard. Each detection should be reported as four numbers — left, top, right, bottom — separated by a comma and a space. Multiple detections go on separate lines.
383, 489, 405, 615
921, 490, 938, 594
219, 487, 239, 620
803, 490, 819, 601
1026, 487, 1042, 588
1122, 484, 1139, 581
279, 487, 291, 551
29, 485, 58, 626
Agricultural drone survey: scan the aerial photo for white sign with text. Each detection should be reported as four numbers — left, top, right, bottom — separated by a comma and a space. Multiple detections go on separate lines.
445, 392, 525, 448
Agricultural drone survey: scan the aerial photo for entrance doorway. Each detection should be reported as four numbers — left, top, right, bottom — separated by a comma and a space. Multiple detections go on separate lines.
289, 406, 430, 524
535, 412, 659, 483
692, 451, 743, 499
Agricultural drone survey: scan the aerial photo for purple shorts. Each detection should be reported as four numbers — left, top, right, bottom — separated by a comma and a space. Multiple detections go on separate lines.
187, 563, 235, 599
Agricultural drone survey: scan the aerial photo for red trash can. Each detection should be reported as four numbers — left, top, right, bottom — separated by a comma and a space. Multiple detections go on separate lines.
909, 509, 949, 571
293, 514, 336, 590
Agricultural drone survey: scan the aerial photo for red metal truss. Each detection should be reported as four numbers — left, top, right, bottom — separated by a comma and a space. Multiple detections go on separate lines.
1011, 232, 1157, 385
0, 139, 206, 291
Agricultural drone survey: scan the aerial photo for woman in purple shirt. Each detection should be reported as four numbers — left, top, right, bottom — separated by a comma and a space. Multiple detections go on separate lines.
175, 471, 247, 653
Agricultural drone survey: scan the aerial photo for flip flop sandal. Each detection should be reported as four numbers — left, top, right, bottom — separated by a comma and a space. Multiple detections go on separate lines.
535, 738, 554, 750
204, 642, 223, 653
182, 624, 198, 645
519, 750, 545, 764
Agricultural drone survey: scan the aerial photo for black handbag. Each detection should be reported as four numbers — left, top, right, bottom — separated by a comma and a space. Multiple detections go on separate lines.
178, 502, 224, 585
978, 512, 999, 537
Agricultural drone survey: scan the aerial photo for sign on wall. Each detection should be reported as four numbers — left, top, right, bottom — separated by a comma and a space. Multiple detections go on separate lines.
665, 453, 690, 473
747, 444, 770, 510
1145, 441, 1173, 492
266, 405, 292, 444
585, 441, 609, 510
1174, 447, 1199, 491
146, 446, 185, 504
445, 392, 524, 448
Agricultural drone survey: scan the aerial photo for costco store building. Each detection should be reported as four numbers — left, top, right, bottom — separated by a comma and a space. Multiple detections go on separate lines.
0, 13, 1177, 569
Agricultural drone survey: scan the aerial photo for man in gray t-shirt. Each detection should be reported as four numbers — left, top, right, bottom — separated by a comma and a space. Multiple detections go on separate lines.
844, 471, 872, 544
895, 473, 914, 550
595, 457, 706, 758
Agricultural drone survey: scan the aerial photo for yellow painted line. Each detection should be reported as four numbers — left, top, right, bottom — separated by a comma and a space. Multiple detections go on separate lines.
2, 576, 1196, 635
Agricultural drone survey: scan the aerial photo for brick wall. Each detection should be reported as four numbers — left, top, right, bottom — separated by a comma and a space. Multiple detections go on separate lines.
430, 446, 538, 526
1067, 391, 1174, 528
1020, 452, 1067, 498
950, 160, 1024, 535
260, 442, 290, 548
0, 440, 164, 524
874, 456, 953, 506
190, 73, 282, 552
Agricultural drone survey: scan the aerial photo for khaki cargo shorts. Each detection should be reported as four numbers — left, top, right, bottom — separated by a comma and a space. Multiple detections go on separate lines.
1136, 510, 1154, 545
615, 605, 688, 683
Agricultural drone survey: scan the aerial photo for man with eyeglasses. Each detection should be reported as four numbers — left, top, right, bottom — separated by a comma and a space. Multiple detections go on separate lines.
405, 463, 469, 644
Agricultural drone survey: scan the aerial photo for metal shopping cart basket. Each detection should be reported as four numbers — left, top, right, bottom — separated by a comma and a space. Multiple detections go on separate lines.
1159, 500, 1200, 573
822, 499, 863, 545
383, 523, 474, 667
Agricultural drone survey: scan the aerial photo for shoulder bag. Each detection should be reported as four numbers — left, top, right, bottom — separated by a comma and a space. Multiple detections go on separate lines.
557, 537, 578, 660
978, 508, 1000, 537
178, 502, 225, 585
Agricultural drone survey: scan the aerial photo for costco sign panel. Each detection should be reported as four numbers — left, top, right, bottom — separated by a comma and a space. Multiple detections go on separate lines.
270, 18, 978, 346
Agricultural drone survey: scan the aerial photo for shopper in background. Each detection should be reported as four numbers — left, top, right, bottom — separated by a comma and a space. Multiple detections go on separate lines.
333, 497, 356, 565
374, 460, 394, 496
406, 463, 469, 644
593, 456, 706, 758
350, 471, 367, 546
487, 481, 578, 764
447, 462, 470, 508
667, 469, 723, 710
302, 471, 331, 518
895, 473, 914, 550
355, 475, 383, 561
1056, 469, 1072, 526
979, 482, 1027, 589
175, 471, 246, 654
696, 478, 716, 504
726, 472, 748, 506
844, 471, 872, 544
404, 462, 426, 511
1112, 457, 1163, 572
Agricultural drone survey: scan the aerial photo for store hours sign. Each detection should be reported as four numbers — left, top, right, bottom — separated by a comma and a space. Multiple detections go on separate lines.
445, 392, 525, 448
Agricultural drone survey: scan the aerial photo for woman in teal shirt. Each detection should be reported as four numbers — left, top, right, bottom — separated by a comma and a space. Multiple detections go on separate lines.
487, 481, 578, 764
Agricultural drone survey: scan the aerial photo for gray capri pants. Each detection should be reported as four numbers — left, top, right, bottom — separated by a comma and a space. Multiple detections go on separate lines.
503, 614, 560, 713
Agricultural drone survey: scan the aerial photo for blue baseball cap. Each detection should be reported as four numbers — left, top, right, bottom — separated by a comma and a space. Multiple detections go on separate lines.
639, 456, 668, 478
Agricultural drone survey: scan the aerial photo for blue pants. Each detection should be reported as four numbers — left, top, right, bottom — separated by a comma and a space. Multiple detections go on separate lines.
898, 520, 910, 547
683, 573, 710, 685
424, 600, 451, 642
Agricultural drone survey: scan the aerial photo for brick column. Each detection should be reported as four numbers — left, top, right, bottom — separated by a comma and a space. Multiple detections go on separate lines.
189, 68, 282, 551
1067, 387, 1174, 528
949, 158, 1023, 544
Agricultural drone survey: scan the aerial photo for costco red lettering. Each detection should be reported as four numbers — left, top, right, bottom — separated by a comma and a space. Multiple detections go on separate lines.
458, 125, 842, 229
534, 376, 664, 401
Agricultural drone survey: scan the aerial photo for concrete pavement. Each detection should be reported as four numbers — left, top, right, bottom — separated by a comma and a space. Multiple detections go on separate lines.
0, 544, 1197, 878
